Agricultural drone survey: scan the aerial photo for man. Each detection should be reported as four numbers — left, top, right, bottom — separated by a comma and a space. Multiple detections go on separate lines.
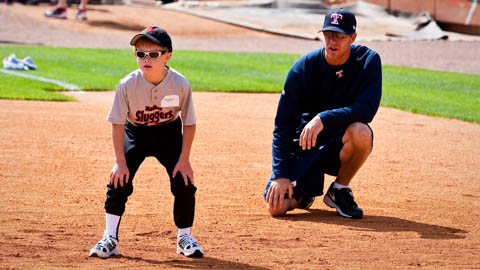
264, 8, 382, 219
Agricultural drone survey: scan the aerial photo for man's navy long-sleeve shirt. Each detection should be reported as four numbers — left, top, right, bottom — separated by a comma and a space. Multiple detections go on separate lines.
271, 44, 382, 181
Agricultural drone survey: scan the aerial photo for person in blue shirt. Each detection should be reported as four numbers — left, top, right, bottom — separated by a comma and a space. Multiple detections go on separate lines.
264, 8, 382, 219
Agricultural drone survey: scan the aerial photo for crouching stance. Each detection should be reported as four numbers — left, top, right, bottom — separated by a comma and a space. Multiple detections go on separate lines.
90, 26, 203, 258
264, 8, 382, 219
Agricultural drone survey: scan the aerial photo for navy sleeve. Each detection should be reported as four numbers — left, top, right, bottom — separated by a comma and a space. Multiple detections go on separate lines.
319, 52, 382, 126
271, 60, 304, 180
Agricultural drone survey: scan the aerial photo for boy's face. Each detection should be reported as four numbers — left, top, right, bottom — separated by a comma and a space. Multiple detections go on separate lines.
135, 42, 172, 75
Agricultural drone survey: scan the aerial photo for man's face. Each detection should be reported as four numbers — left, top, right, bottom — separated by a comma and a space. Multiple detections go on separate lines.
323, 31, 357, 65
135, 42, 171, 75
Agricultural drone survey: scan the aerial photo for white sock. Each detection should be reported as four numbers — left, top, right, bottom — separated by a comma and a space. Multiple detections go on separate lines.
106, 213, 121, 239
178, 227, 191, 237
333, 181, 349, 190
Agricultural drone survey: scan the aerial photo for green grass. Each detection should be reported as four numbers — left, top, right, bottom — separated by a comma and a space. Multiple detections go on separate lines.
382, 66, 480, 123
173, 50, 296, 92
0, 72, 74, 101
0, 45, 479, 123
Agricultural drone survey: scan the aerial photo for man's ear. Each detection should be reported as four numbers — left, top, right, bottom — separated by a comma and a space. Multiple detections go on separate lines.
350, 32, 357, 44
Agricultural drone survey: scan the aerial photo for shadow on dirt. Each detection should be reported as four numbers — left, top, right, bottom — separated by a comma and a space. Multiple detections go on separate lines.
0, 40, 44, 46
86, 20, 145, 32
278, 209, 467, 240
117, 255, 269, 269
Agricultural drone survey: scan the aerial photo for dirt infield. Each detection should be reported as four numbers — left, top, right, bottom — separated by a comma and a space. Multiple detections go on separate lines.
1, 91, 479, 269
1, 3, 480, 270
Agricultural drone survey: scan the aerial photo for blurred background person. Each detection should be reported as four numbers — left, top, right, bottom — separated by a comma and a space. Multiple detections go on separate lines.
44, 0, 88, 20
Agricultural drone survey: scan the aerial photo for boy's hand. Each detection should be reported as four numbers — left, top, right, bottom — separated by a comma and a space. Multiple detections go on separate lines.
110, 162, 130, 189
173, 158, 194, 186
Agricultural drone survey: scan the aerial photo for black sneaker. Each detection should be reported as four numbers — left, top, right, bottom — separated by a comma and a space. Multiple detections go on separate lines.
297, 196, 315, 209
323, 182, 363, 219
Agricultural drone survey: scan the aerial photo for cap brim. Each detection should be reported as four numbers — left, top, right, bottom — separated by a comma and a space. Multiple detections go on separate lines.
318, 26, 353, 35
130, 34, 167, 48
130, 34, 144, 46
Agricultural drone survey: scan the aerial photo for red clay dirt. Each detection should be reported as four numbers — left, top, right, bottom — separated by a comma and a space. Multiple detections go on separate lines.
0, 3, 479, 270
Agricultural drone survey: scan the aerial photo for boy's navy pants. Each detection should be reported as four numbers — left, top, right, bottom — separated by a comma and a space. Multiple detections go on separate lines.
104, 118, 196, 229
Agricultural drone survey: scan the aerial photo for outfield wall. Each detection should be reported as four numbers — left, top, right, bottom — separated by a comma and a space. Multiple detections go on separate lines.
338, 0, 480, 35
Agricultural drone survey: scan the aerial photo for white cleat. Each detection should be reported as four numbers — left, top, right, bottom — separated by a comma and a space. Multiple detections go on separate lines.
89, 232, 119, 258
176, 234, 203, 257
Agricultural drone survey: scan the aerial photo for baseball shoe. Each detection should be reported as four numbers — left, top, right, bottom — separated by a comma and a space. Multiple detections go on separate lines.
74, 9, 87, 20
297, 196, 315, 209
177, 234, 203, 258
2, 54, 24, 70
323, 182, 363, 219
44, 7, 67, 19
21, 56, 37, 70
89, 232, 119, 258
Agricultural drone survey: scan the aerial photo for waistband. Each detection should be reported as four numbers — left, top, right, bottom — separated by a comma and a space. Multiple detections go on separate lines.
125, 117, 181, 131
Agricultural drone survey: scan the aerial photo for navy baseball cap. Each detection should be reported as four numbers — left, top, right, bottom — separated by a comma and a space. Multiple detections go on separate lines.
319, 8, 357, 35
130, 26, 173, 52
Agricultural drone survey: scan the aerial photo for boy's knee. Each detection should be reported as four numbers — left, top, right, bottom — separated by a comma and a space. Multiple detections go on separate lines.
105, 185, 132, 216
107, 183, 133, 198
171, 180, 197, 197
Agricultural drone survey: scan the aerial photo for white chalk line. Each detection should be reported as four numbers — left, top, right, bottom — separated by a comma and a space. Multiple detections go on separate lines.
465, 0, 478, 25
0, 68, 84, 92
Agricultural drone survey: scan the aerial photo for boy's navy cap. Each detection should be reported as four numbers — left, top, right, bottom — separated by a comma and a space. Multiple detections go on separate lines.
319, 8, 356, 35
130, 26, 173, 52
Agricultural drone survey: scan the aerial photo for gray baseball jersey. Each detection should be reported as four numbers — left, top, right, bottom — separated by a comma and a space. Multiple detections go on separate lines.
107, 67, 196, 127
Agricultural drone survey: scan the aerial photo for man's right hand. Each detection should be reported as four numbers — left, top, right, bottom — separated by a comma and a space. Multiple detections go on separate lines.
300, 114, 324, 150
266, 178, 293, 211
110, 162, 129, 189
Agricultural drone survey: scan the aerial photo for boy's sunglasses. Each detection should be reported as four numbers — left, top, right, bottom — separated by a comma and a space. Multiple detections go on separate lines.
135, 50, 168, 59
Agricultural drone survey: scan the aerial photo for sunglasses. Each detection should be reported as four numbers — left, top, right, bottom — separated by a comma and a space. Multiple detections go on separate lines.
323, 31, 350, 40
135, 50, 168, 59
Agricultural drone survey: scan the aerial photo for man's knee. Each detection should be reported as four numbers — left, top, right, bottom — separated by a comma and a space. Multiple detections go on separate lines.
265, 198, 297, 217
344, 122, 373, 149
267, 204, 289, 217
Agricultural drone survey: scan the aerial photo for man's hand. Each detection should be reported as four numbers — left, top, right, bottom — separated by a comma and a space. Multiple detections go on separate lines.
173, 157, 194, 186
110, 162, 129, 189
299, 115, 324, 150
266, 178, 293, 211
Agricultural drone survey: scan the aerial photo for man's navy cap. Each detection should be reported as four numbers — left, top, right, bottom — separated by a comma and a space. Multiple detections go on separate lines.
319, 8, 357, 35
130, 26, 173, 52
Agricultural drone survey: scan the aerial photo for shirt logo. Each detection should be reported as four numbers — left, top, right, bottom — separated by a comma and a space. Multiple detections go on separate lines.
330, 13, 343, 25
336, 70, 344, 78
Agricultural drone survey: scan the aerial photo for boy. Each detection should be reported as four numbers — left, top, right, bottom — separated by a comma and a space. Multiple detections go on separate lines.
89, 26, 203, 258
